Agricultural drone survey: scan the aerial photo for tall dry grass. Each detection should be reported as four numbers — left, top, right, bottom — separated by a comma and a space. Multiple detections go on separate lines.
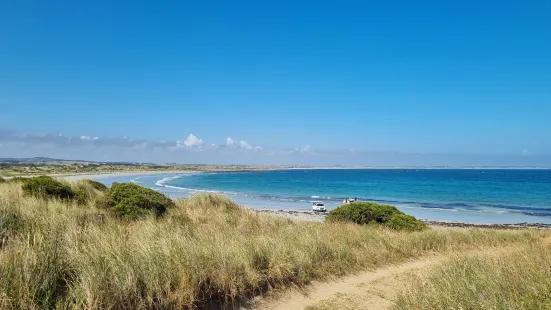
394, 240, 551, 309
0, 181, 547, 309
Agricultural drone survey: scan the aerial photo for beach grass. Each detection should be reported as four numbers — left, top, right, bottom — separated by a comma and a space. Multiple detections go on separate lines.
394, 239, 551, 309
0, 180, 548, 309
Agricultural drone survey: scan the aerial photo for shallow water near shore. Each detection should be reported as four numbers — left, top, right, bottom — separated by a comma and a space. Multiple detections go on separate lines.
91, 169, 551, 225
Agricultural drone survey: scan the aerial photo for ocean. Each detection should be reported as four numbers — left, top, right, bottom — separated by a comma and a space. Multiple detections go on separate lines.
95, 169, 551, 225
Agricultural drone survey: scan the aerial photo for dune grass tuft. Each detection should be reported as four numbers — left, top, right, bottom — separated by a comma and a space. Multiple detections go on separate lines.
394, 240, 551, 309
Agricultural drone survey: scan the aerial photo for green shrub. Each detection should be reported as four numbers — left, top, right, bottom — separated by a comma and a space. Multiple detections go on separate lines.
325, 202, 399, 224
22, 176, 75, 200
83, 179, 108, 192
0, 177, 5, 183
325, 202, 427, 231
73, 189, 87, 205
386, 213, 427, 231
107, 182, 175, 220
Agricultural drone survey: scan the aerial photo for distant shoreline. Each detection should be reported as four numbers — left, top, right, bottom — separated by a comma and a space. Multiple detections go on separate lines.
3, 166, 551, 181
254, 209, 551, 229
2, 163, 551, 180
59, 170, 195, 181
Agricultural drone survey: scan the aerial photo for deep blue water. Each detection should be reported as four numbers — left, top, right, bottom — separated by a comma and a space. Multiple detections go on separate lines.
96, 169, 551, 224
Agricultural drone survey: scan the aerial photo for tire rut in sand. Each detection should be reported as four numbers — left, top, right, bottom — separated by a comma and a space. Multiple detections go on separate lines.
251, 257, 437, 310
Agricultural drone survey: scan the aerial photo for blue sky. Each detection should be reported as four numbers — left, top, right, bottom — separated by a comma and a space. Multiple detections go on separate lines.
1, 1, 550, 165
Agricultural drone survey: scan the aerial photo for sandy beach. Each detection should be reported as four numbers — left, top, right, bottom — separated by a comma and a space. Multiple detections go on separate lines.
59, 170, 191, 181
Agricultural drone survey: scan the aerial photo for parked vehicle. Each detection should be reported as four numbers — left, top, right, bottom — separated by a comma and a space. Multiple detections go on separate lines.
312, 201, 327, 212
342, 197, 359, 204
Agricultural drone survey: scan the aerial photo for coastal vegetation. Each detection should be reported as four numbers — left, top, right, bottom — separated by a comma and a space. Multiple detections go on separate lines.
0, 177, 548, 309
326, 202, 427, 231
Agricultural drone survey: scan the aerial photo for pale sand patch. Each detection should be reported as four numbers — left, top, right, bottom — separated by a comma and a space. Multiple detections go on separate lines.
254, 209, 327, 222
59, 171, 190, 181
251, 257, 436, 310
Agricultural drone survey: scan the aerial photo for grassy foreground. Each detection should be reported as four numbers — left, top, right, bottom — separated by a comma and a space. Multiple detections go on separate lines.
0, 181, 548, 309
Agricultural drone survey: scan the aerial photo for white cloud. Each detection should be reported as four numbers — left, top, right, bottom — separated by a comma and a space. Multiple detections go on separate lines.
226, 137, 236, 146
288, 145, 311, 154
2, 129, 551, 166
225, 137, 261, 151
177, 134, 204, 148
288, 145, 310, 154
239, 140, 253, 150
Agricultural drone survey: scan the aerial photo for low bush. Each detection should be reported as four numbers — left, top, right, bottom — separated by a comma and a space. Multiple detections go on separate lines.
386, 213, 427, 231
73, 188, 87, 205
107, 182, 175, 220
326, 202, 399, 224
83, 179, 108, 192
325, 202, 427, 231
22, 176, 75, 201
0, 177, 5, 183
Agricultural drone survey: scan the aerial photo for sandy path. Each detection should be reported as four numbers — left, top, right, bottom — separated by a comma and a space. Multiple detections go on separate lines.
252, 239, 551, 310
252, 257, 436, 310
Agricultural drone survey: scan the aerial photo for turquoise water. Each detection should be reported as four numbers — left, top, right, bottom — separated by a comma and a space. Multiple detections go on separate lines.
95, 169, 551, 225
